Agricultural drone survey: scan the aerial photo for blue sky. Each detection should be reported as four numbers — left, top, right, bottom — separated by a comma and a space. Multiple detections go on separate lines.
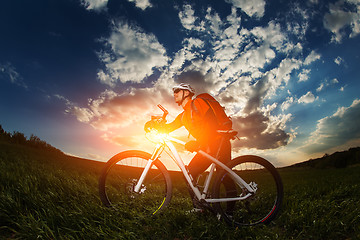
1, 0, 360, 167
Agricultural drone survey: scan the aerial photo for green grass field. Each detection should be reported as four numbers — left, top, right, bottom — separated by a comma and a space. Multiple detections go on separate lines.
0, 141, 359, 239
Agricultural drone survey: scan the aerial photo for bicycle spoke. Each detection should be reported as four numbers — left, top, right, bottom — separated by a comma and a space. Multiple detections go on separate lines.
99, 151, 172, 216
213, 155, 283, 226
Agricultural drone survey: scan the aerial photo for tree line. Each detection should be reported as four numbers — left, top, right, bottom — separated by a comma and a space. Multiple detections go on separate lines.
290, 147, 360, 169
0, 125, 63, 154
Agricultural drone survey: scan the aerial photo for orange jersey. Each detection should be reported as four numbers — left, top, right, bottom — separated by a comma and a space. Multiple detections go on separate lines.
165, 98, 219, 145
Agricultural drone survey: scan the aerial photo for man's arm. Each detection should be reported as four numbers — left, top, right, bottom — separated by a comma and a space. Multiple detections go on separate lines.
161, 112, 184, 133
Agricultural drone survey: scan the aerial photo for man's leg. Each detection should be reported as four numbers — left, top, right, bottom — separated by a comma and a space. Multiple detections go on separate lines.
186, 151, 212, 210
187, 138, 231, 182
187, 152, 211, 183
187, 139, 234, 211
217, 139, 237, 214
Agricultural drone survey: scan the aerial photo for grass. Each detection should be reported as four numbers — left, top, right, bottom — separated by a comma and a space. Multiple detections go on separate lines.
0, 141, 359, 239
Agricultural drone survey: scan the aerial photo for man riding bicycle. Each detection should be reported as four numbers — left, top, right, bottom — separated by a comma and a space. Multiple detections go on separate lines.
99, 83, 283, 223
160, 83, 232, 189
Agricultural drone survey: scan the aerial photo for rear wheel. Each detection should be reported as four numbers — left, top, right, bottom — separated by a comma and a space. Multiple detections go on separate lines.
213, 155, 283, 226
99, 150, 172, 216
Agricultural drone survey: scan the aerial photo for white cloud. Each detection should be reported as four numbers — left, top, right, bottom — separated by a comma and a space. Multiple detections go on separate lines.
334, 56, 344, 65
205, 7, 223, 36
169, 5, 306, 152
323, 0, 360, 42
128, 0, 152, 10
285, 3, 311, 40
298, 91, 317, 103
97, 21, 168, 86
250, 21, 287, 52
270, 58, 302, 86
80, 0, 108, 11
221, 21, 288, 83
316, 78, 339, 92
176, 6, 295, 100
179, 4, 198, 30
281, 96, 294, 111
54, 94, 72, 106
81, 0, 151, 11
304, 50, 321, 65
65, 87, 172, 131
0, 62, 27, 89
226, 0, 266, 18
303, 99, 360, 154
56, 94, 94, 123
70, 3, 324, 153
316, 83, 324, 92
231, 44, 276, 78
68, 106, 94, 123
298, 69, 311, 82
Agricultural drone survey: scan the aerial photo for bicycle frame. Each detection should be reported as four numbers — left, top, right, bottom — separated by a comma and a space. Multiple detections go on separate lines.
135, 132, 256, 204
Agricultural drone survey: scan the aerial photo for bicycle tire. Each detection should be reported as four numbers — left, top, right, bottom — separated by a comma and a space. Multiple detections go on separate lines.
99, 150, 172, 216
212, 155, 283, 226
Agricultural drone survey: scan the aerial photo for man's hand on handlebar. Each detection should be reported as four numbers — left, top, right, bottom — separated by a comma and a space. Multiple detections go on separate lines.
145, 105, 169, 133
144, 117, 168, 133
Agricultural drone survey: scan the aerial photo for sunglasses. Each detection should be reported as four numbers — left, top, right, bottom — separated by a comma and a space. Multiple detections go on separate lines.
173, 89, 182, 94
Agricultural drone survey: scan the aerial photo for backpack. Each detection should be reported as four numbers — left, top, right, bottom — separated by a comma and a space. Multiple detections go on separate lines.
191, 93, 232, 130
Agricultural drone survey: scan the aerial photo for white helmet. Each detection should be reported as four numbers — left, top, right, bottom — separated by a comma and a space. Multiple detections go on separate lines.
172, 83, 195, 95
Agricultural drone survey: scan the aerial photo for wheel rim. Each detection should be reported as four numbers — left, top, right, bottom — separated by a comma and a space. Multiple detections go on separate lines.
102, 155, 169, 216
216, 160, 281, 226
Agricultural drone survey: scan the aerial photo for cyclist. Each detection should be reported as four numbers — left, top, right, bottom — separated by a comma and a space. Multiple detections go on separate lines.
159, 83, 232, 208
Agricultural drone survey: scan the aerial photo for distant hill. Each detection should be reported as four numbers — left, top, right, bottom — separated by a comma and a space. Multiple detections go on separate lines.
0, 124, 108, 173
290, 147, 360, 169
0, 124, 63, 155
0, 125, 182, 176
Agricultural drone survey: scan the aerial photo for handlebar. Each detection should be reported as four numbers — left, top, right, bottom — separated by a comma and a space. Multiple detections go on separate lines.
144, 105, 169, 133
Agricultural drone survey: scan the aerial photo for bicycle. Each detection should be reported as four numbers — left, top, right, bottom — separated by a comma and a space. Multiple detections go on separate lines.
99, 105, 283, 227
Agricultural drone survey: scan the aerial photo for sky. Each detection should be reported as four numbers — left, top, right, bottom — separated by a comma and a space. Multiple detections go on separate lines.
1, 0, 360, 168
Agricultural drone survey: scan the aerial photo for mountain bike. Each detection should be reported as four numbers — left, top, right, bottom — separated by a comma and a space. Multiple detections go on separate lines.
99, 105, 283, 227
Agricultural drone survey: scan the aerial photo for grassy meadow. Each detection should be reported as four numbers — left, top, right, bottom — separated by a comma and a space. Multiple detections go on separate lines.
0, 141, 359, 239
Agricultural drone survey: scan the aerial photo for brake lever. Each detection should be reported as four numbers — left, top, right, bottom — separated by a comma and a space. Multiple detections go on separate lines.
157, 104, 168, 120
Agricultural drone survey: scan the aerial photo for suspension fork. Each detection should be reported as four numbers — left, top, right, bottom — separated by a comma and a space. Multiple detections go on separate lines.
134, 143, 164, 193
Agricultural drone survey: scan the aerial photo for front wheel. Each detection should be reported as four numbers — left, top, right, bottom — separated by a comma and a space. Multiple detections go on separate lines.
99, 150, 172, 216
212, 155, 283, 226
